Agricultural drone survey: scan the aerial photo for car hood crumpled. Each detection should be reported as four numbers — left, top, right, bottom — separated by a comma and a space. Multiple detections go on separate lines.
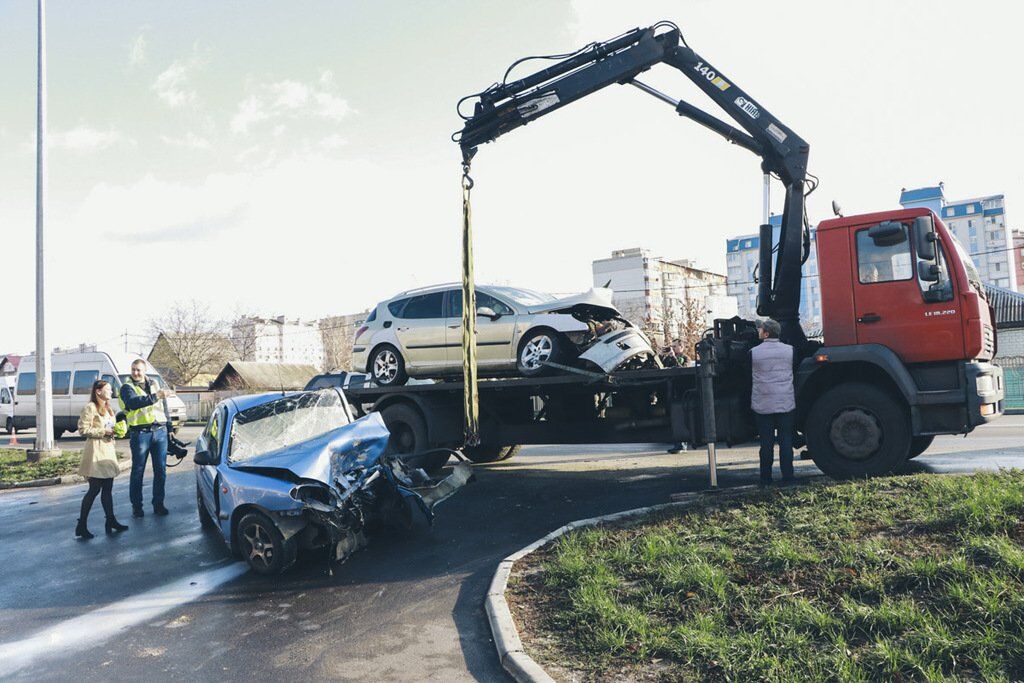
230, 412, 390, 485
525, 287, 620, 316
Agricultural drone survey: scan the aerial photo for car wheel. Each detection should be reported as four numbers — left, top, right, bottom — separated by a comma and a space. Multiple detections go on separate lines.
237, 511, 297, 575
380, 403, 447, 473
516, 328, 565, 377
806, 382, 911, 479
463, 444, 520, 464
197, 484, 217, 530
370, 345, 408, 387
907, 435, 935, 459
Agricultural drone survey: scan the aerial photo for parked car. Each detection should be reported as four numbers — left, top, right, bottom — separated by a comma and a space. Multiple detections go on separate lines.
351, 284, 659, 386
303, 371, 370, 392
194, 388, 471, 574
1, 378, 14, 434
14, 351, 187, 436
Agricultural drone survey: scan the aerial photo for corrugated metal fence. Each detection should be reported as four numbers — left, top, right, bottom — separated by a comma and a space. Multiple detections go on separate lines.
1001, 356, 1024, 413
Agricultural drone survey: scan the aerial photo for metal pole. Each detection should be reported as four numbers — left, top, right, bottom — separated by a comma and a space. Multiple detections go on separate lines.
32, 0, 55, 459
696, 338, 718, 489
762, 172, 771, 224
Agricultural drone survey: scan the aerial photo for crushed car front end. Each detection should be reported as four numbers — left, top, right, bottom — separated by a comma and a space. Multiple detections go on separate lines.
200, 390, 471, 574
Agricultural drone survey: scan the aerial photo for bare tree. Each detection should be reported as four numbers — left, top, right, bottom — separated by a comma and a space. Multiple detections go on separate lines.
149, 300, 233, 386
229, 308, 259, 361
320, 314, 364, 372
674, 295, 708, 362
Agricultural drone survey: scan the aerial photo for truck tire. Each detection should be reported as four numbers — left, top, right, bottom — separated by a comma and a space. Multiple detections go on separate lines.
907, 435, 935, 460
805, 382, 911, 479
463, 444, 521, 464
380, 403, 448, 474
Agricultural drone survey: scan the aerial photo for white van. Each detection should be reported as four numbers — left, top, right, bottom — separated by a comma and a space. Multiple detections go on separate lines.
13, 351, 187, 436
2, 376, 14, 434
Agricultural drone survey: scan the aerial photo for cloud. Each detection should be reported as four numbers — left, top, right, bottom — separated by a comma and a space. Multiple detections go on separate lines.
129, 32, 147, 67
159, 132, 212, 150
153, 57, 199, 107
25, 125, 134, 153
230, 70, 352, 134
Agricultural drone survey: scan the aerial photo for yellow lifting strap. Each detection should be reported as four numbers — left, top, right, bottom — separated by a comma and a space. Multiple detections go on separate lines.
461, 161, 480, 447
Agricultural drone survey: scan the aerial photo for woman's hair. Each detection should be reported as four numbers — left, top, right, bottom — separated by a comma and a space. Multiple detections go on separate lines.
90, 380, 115, 416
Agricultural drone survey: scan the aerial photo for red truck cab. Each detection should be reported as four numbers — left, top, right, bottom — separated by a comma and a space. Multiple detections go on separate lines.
793, 208, 1004, 478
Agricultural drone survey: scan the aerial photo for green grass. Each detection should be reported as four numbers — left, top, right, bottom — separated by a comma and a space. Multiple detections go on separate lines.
514, 472, 1024, 682
0, 447, 123, 484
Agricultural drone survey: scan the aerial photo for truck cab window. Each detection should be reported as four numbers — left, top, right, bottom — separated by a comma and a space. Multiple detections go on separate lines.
856, 227, 912, 284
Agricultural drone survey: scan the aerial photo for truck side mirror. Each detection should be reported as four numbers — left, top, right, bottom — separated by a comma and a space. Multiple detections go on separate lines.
868, 221, 906, 247
913, 216, 936, 261
917, 260, 941, 283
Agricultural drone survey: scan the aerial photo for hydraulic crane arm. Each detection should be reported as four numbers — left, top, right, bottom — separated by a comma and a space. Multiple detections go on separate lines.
455, 22, 811, 343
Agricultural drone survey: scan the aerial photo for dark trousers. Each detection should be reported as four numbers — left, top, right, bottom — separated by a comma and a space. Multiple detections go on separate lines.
755, 411, 794, 482
80, 477, 114, 522
129, 426, 168, 508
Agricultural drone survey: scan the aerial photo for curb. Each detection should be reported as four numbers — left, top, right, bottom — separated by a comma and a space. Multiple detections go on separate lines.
0, 458, 132, 492
487, 485, 767, 683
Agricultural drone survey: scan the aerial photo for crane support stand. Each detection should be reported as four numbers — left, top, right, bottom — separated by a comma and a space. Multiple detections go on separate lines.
461, 162, 481, 447
696, 337, 719, 489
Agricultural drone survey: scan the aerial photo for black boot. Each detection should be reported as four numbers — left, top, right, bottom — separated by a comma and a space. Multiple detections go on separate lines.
106, 517, 129, 533
75, 518, 94, 539
132, 506, 145, 518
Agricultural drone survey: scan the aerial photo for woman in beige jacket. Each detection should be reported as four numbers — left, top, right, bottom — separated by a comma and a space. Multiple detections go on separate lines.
76, 380, 129, 538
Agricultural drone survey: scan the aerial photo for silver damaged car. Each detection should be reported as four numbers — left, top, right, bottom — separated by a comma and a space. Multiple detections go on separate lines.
351, 285, 660, 386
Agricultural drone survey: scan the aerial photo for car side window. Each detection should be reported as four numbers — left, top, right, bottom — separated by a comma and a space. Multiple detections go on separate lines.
73, 370, 99, 395
204, 408, 223, 459
401, 292, 444, 319
388, 297, 411, 317
17, 373, 36, 395
856, 226, 912, 284
449, 290, 514, 318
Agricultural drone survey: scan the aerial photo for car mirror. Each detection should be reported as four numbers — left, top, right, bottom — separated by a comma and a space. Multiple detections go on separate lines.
193, 448, 219, 466
476, 306, 500, 320
869, 221, 907, 247
917, 259, 941, 283
913, 216, 937, 261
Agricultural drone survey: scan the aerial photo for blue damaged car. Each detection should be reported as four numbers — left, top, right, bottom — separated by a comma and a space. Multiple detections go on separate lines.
194, 388, 471, 574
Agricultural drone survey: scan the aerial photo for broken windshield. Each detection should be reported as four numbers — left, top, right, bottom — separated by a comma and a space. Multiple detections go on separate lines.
228, 390, 352, 464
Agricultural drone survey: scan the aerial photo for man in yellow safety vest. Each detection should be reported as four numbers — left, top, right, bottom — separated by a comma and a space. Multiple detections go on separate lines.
119, 359, 175, 517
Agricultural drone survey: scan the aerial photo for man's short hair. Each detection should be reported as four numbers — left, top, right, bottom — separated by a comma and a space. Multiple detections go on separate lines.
131, 358, 147, 369
760, 319, 782, 339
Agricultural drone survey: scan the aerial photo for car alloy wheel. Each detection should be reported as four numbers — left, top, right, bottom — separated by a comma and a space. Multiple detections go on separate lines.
241, 520, 276, 572
373, 349, 400, 383
520, 334, 554, 371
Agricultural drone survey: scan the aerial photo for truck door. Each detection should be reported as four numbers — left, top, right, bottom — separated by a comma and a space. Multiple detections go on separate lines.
445, 289, 518, 369
851, 222, 964, 363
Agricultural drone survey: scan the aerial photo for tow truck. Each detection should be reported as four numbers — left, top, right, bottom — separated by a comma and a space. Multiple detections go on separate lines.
347, 22, 1004, 479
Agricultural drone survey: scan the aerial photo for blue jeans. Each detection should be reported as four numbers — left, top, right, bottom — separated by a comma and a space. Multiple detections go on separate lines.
129, 427, 168, 508
755, 411, 794, 482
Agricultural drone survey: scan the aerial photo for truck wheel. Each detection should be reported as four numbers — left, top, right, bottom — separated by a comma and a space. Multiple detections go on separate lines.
370, 345, 408, 387
517, 329, 565, 377
463, 444, 520, 464
805, 382, 911, 479
237, 511, 297, 575
907, 435, 935, 459
380, 403, 447, 474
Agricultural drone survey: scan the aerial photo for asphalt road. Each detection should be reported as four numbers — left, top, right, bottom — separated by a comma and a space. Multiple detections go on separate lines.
0, 418, 1021, 681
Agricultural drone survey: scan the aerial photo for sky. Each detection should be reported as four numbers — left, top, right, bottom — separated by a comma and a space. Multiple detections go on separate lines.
2, 0, 1022, 355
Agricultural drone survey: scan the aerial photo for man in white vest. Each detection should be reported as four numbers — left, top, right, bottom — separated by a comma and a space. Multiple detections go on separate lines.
750, 319, 796, 485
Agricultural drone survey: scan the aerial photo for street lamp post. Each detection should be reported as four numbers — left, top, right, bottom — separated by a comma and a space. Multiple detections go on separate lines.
29, 0, 57, 462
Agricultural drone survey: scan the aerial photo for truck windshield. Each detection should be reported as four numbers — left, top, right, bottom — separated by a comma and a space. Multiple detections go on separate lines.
948, 234, 985, 298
